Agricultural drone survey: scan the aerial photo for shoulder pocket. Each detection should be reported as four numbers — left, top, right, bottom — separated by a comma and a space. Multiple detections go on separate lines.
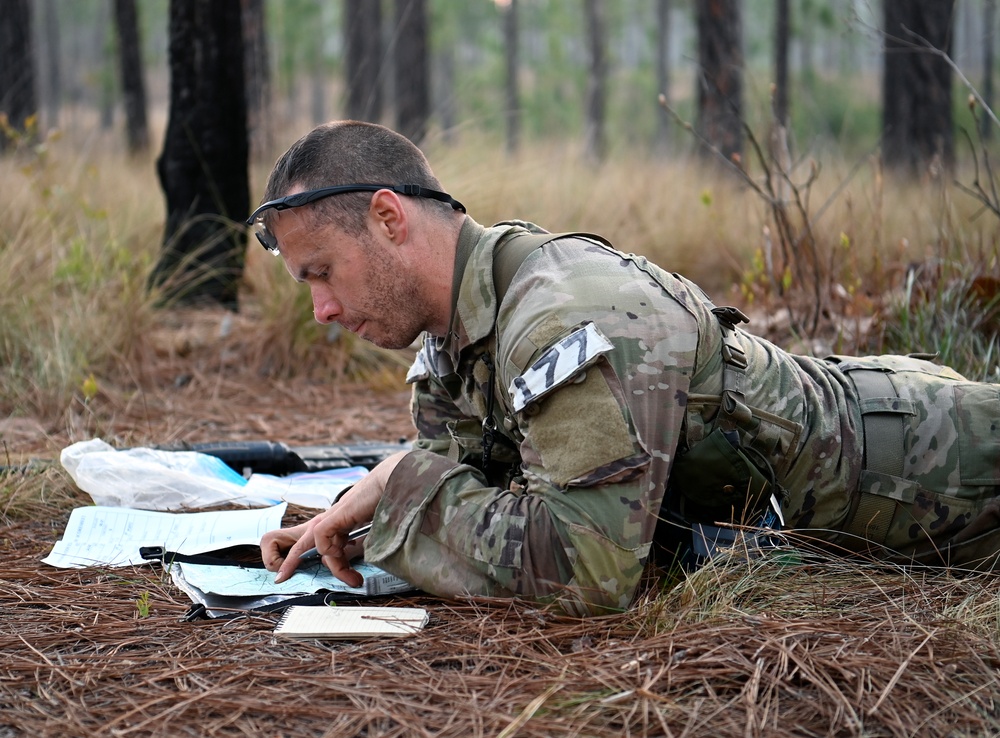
955, 384, 1000, 485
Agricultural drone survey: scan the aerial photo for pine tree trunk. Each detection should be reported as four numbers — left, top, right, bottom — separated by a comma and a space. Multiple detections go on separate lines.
584, 0, 607, 162
655, 0, 671, 152
774, 0, 790, 126
242, 0, 271, 159
150, 0, 249, 310
882, 0, 956, 175
983, 0, 996, 141
393, 0, 429, 144
41, 0, 60, 132
345, 0, 383, 123
113, 0, 150, 154
0, 0, 37, 151
696, 0, 744, 164
503, 0, 521, 154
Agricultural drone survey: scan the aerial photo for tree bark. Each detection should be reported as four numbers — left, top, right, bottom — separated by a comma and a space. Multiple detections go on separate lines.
503, 0, 521, 154
0, 0, 37, 150
882, 0, 956, 175
393, 0, 429, 144
695, 0, 744, 164
150, 0, 249, 310
583, 0, 607, 162
345, 0, 383, 123
113, 0, 150, 154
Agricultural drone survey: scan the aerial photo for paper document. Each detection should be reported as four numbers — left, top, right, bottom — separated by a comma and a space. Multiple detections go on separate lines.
169, 558, 416, 618
42, 503, 287, 569
174, 559, 413, 598
242, 466, 368, 509
274, 606, 429, 639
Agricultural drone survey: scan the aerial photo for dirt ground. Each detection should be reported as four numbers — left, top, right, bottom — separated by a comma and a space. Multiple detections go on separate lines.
3, 308, 1000, 737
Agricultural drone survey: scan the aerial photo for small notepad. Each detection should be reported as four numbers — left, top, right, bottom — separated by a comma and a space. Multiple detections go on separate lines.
274, 606, 429, 639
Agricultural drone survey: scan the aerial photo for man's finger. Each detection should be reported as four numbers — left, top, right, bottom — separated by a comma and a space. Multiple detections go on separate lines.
273, 535, 315, 584
322, 553, 364, 588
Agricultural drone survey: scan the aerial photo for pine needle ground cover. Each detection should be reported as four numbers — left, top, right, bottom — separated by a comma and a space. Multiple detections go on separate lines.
2, 507, 1000, 737
2, 334, 999, 737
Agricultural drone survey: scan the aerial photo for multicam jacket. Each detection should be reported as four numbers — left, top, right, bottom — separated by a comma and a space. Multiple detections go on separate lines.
363, 217, 1000, 615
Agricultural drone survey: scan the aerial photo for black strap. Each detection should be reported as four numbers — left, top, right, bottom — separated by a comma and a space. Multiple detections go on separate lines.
139, 546, 266, 569
711, 306, 753, 432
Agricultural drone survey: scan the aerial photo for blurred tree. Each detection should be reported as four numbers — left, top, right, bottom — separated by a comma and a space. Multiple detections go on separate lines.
242, 0, 271, 159
307, 0, 333, 125
434, 9, 457, 143
503, 0, 521, 153
696, 0, 744, 163
774, 0, 790, 127
882, 0, 955, 175
393, 0, 429, 143
113, 0, 150, 154
96, 1, 115, 131
345, 0, 383, 123
150, 0, 249, 310
584, 0, 608, 162
983, 0, 996, 141
40, 0, 60, 132
0, 0, 37, 150
655, 0, 671, 152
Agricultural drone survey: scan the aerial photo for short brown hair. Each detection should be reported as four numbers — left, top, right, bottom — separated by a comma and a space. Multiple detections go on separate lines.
261, 121, 446, 236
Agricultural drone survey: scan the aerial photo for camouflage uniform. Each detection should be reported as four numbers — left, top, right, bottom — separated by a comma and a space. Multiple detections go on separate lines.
363, 218, 1000, 615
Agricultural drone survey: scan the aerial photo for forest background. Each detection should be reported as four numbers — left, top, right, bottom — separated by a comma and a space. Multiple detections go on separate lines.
1, 3, 1000, 736
1, 0, 998, 427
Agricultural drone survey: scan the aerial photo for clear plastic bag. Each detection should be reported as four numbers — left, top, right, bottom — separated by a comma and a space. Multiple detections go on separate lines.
60, 438, 281, 510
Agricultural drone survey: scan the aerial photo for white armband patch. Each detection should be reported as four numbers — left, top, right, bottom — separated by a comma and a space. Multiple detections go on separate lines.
508, 322, 614, 413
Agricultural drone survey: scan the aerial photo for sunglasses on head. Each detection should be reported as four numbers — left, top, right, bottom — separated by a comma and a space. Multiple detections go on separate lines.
245, 183, 466, 253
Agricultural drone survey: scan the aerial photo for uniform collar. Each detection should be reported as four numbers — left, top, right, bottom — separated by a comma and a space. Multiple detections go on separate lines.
429, 218, 527, 374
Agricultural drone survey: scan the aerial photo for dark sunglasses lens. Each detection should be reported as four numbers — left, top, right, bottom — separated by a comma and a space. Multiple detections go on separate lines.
252, 221, 279, 253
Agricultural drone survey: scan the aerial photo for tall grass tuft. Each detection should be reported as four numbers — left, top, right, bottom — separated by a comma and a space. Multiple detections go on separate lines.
877, 260, 1000, 381
0, 131, 162, 420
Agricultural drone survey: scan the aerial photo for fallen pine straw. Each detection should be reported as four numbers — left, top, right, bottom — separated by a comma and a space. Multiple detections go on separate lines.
1, 513, 1000, 737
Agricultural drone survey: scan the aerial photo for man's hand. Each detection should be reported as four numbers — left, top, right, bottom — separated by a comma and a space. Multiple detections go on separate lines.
260, 451, 407, 585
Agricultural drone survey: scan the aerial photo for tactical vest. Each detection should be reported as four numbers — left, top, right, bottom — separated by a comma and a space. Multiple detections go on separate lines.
489, 229, 783, 568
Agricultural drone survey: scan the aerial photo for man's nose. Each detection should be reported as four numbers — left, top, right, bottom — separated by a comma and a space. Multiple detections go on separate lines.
311, 285, 342, 324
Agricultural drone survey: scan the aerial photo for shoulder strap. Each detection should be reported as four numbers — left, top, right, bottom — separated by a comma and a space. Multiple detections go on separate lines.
492, 232, 561, 305
492, 230, 613, 305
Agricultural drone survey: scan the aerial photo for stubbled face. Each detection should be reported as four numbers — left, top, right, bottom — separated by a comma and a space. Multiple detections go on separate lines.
269, 207, 431, 350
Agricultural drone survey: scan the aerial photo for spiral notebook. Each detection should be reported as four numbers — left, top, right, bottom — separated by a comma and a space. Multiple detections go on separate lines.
274, 606, 429, 639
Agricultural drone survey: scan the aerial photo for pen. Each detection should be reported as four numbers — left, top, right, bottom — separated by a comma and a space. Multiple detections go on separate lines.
296, 523, 373, 567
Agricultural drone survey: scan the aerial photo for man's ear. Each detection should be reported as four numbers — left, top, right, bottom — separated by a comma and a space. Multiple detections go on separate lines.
369, 189, 407, 244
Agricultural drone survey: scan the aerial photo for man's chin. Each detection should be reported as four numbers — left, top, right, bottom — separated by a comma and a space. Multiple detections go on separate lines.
363, 326, 423, 351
